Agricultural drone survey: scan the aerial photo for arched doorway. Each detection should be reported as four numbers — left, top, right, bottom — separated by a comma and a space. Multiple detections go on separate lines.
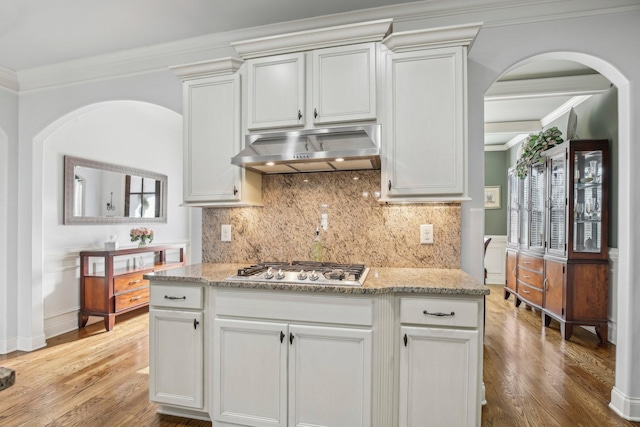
483, 52, 633, 419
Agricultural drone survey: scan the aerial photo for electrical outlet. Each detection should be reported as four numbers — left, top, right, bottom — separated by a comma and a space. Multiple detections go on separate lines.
221, 224, 232, 242
420, 224, 434, 244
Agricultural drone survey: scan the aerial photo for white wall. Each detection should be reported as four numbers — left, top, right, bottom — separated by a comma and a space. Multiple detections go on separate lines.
0, 88, 18, 354
40, 101, 189, 337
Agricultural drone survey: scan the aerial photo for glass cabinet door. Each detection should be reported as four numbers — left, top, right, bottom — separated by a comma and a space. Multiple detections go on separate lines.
506, 168, 520, 247
548, 152, 566, 255
573, 150, 603, 253
527, 163, 546, 251
520, 173, 529, 249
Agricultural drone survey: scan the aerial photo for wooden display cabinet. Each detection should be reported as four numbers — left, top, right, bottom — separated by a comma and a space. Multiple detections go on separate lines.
79, 245, 186, 331
504, 139, 609, 342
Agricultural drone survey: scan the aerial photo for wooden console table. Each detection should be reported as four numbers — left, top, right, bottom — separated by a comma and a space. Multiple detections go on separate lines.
79, 245, 186, 331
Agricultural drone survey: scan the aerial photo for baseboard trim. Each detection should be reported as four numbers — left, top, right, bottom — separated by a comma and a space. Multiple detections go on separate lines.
610, 387, 640, 421
156, 405, 211, 421
0, 337, 17, 355
16, 334, 46, 352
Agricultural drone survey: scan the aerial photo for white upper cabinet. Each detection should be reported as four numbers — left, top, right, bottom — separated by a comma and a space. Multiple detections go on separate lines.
312, 43, 377, 125
234, 19, 391, 131
246, 44, 377, 131
171, 58, 262, 207
380, 23, 481, 203
247, 53, 306, 130
383, 46, 465, 199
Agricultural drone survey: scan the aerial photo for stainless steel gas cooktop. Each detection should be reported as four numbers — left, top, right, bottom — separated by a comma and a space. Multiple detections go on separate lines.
226, 261, 369, 286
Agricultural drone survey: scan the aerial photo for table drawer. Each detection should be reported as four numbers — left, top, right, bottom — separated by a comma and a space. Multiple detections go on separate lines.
150, 284, 203, 309
114, 271, 151, 293
517, 270, 543, 289
400, 297, 479, 328
115, 287, 149, 312
517, 254, 543, 272
518, 283, 543, 307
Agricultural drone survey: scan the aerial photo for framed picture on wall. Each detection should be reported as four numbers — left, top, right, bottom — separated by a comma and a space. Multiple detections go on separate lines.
484, 186, 501, 209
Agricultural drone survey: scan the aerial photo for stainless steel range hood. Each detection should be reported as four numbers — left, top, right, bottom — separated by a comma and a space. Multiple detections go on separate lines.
231, 124, 380, 174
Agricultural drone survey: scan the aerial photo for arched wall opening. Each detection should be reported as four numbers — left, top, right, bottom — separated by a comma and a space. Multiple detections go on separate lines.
0, 128, 9, 348
482, 51, 633, 419
30, 100, 189, 338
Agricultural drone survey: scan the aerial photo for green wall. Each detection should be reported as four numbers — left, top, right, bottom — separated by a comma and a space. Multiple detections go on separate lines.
484, 150, 508, 235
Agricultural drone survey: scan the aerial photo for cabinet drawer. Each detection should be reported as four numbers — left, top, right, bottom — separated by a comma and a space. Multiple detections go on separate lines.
400, 297, 478, 328
517, 270, 543, 289
115, 287, 149, 312
150, 284, 204, 310
114, 271, 151, 294
517, 254, 543, 272
518, 283, 543, 307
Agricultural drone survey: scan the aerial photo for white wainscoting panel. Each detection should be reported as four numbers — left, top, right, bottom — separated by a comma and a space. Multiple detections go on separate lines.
484, 235, 506, 285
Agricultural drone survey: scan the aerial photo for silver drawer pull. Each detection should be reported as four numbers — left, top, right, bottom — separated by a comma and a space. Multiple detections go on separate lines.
523, 261, 531, 264
423, 310, 455, 317
130, 295, 142, 301
128, 279, 141, 285
164, 295, 186, 300
522, 289, 530, 294
523, 274, 530, 279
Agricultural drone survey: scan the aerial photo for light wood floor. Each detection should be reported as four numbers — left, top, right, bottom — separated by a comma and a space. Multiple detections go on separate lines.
1, 286, 638, 426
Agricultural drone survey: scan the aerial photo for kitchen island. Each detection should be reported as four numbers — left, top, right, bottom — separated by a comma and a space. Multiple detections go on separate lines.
146, 264, 489, 427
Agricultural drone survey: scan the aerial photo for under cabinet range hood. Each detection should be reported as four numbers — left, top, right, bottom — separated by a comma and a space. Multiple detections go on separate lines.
231, 124, 381, 174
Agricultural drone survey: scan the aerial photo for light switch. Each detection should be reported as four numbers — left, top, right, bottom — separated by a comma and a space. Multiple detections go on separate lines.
221, 224, 231, 242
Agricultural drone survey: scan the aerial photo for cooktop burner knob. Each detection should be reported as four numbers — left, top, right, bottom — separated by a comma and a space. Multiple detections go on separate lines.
264, 267, 274, 279
276, 269, 285, 280
309, 270, 319, 281
297, 270, 308, 280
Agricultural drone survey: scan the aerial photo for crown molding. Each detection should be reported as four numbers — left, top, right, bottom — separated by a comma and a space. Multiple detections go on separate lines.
231, 18, 392, 59
382, 22, 482, 52
170, 57, 245, 81
0, 66, 19, 93
9, 0, 639, 92
485, 74, 611, 101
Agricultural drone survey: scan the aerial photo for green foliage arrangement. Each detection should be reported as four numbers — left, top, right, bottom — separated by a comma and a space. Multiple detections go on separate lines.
515, 127, 564, 178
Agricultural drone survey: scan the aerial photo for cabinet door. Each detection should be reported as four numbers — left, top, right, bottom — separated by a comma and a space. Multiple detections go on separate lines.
384, 47, 465, 199
213, 318, 288, 427
183, 74, 242, 203
544, 259, 565, 318
247, 53, 305, 130
505, 249, 517, 294
312, 43, 376, 125
547, 151, 567, 256
527, 163, 546, 252
506, 168, 520, 247
289, 324, 372, 427
399, 326, 479, 427
149, 309, 203, 409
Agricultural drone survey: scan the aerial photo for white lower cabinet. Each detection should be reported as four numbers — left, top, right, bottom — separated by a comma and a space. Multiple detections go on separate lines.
213, 319, 372, 427
149, 309, 204, 409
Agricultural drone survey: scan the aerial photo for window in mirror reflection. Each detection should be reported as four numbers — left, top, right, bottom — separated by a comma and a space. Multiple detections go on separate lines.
125, 175, 160, 218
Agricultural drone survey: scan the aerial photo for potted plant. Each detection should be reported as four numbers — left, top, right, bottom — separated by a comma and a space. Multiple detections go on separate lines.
515, 127, 564, 178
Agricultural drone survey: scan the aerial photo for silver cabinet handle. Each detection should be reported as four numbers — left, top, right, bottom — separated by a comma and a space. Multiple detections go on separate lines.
423, 310, 455, 317
130, 295, 142, 301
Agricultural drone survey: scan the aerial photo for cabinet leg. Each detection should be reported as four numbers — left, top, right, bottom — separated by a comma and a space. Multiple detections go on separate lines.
504, 290, 511, 300
561, 322, 573, 341
543, 313, 552, 327
595, 324, 608, 344
515, 297, 522, 308
79, 315, 89, 329
104, 315, 115, 331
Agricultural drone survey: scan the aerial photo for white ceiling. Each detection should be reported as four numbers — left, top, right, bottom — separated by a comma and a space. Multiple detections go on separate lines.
0, 1, 614, 150
0, 0, 415, 71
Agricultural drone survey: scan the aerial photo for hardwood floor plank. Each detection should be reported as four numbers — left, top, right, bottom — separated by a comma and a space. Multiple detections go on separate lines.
1, 289, 639, 426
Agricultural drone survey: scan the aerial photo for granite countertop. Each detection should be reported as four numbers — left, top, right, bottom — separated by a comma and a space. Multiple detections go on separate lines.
146, 263, 489, 296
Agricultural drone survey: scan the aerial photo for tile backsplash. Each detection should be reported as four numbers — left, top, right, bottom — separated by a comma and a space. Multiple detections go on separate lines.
202, 171, 461, 268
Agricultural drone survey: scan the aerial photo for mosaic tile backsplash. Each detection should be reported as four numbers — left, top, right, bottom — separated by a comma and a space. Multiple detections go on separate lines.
202, 170, 461, 268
